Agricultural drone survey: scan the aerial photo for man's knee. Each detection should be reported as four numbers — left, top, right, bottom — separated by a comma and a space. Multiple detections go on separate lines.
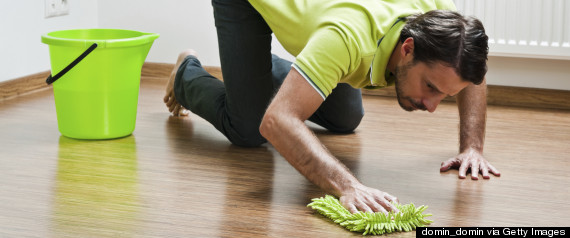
226, 125, 267, 147
325, 109, 364, 134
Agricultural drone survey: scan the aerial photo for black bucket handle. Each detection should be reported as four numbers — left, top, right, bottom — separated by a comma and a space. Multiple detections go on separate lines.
46, 43, 98, 85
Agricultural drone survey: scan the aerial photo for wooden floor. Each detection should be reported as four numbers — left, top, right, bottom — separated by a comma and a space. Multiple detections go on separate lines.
1, 77, 569, 237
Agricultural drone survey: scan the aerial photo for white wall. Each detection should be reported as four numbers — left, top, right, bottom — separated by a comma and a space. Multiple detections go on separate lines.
97, 0, 294, 67
0, 0, 98, 83
486, 57, 570, 90
97, 0, 219, 66
2, 1, 569, 91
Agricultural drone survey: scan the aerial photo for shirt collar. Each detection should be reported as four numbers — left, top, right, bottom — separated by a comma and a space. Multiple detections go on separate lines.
368, 19, 406, 87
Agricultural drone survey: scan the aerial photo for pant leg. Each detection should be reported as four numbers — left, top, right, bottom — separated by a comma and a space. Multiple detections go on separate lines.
174, 0, 274, 147
174, 55, 226, 129
270, 55, 364, 134
309, 84, 364, 133
176, 0, 363, 146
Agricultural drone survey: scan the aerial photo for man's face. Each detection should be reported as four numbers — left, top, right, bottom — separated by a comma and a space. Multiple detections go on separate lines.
394, 59, 469, 112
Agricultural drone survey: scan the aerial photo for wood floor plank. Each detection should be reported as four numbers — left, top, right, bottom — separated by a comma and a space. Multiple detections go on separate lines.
0, 76, 569, 237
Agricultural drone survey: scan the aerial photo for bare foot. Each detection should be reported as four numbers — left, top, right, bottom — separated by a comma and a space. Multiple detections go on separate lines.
163, 49, 198, 116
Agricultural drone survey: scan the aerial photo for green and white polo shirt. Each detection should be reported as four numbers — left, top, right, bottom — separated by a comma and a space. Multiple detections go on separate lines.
248, 0, 457, 99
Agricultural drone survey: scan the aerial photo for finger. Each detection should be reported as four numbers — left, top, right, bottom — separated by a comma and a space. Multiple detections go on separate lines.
382, 194, 400, 213
355, 201, 373, 213
346, 204, 359, 214
488, 164, 501, 177
340, 197, 360, 214
180, 109, 190, 116
384, 193, 399, 204
380, 198, 399, 213
370, 195, 392, 213
458, 158, 469, 179
368, 199, 389, 214
471, 160, 480, 180
163, 94, 169, 103
481, 163, 490, 179
440, 158, 453, 172
440, 157, 460, 172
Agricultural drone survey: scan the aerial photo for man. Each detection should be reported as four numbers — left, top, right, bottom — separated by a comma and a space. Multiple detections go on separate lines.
163, 0, 500, 214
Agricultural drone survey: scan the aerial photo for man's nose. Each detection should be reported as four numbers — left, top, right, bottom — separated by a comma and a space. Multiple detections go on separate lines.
422, 95, 445, 113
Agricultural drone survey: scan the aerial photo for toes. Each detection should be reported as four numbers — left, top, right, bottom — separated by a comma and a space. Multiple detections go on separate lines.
166, 97, 174, 107
166, 94, 176, 107
169, 101, 177, 112
164, 90, 187, 117
173, 105, 181, 116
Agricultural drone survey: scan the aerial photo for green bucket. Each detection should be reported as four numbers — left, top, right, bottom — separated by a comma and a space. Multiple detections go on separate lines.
42, 29, 159, 139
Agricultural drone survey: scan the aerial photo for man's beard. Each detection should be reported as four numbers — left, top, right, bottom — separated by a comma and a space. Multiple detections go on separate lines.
394, 62, 427, 112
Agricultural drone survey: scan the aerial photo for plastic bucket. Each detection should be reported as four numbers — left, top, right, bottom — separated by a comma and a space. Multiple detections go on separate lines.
42, 29, 159, 139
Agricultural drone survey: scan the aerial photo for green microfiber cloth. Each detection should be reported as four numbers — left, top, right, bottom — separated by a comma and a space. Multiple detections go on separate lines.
307, 195, 433, 235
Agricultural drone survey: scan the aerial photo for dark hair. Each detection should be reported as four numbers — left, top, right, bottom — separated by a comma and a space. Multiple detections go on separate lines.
400, 10, 488, 85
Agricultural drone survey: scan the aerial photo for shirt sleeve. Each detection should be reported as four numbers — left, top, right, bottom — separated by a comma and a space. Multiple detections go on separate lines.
293, 27, 359, 99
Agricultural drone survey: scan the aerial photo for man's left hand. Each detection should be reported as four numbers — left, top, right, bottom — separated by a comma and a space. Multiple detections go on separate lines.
440, 148, 500, 180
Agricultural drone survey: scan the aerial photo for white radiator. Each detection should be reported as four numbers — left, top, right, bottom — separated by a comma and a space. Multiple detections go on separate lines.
453, 0, 570, 60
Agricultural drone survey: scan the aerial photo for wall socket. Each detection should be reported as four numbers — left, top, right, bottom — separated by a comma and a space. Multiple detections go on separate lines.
45, 0, 70, 18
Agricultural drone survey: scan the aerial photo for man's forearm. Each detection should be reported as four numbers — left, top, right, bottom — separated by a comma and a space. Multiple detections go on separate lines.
260, 114, 359, 197
456, 78, 487, 152
259, 67, 361, 197
443, 78, 500, 179
260, 68, 400, 212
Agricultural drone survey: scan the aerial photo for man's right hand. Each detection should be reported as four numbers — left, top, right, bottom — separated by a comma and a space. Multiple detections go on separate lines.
260, 67, 399, 216
339, 183, 400, 214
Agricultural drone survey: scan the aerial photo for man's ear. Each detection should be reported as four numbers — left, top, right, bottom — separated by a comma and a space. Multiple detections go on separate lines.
401, 37, 414, 58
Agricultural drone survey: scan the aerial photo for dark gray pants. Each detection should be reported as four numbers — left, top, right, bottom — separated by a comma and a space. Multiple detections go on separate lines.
173, 0, 364, 147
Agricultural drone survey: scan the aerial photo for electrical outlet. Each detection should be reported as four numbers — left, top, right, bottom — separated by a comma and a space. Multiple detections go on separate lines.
59, 0, 69, 15
45, 0, 69, 18
45, 0, 58, 18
